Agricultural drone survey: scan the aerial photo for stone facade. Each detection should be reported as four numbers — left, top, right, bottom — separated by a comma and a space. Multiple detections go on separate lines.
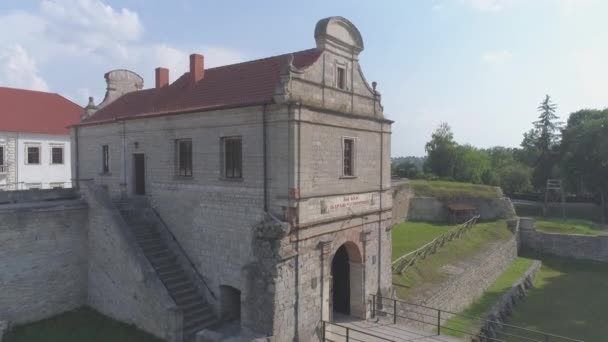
0, 131, 74, 190
73, 17, 393, 341
0, 133, 17, 190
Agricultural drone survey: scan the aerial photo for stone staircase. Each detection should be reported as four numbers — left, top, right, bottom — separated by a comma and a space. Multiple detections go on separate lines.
115, 197, 217, 341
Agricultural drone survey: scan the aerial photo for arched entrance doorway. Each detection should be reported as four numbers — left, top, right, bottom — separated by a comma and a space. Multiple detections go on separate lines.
330, 242, 364, 318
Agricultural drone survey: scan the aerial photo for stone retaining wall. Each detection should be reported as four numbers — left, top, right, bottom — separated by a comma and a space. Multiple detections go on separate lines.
396, 231, 519, 332
391, 181, 414, 224
82, 182, 183, 342
0, 199, 88, 326
408, 196, 516, 222
422, 234, 519, 313
519, 218, 608, 263
0, 184, 183, 342
477, 260, 542, 341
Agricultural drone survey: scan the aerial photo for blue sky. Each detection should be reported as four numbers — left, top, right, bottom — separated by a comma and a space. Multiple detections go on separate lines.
1, 0, 607, 156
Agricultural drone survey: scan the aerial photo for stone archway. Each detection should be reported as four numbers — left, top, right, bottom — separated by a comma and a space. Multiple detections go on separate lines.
330, 241, 364, 319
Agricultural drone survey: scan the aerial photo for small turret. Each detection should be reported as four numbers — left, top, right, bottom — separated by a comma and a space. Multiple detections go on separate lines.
81, 96, 98, 121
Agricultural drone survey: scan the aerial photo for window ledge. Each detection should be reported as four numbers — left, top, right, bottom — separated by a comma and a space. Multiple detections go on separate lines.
173, 175, 195, 181
219, 177, 244, 182
340, 175, 358, 179
98, 172, 112, 176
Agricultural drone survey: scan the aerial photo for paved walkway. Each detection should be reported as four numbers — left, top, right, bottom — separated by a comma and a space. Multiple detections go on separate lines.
326, 316, 464, 342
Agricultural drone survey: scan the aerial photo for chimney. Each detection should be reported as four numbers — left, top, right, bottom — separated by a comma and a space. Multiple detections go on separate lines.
189, 53, 204, 85
155, 67, 169, 88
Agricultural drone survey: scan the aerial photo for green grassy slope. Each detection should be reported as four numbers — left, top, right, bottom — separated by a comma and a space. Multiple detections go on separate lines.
533, 217, 607, 236
393, 220, 513, 301
392, 221, 454, 261
409, 180, 501, 200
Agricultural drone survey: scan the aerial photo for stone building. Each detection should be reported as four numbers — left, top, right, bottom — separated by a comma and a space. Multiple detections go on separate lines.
0, 87, 82, 190
72, 16, 393, 341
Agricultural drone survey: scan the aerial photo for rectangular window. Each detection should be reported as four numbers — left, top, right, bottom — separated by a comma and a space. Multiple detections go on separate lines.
102, 145, 110, 173
176, 139, 193, 177
223, 137, 242, 179
0, 145, 4, 166
343, 138, 355, 177
51, 146, 64, 164
26, 145, 40, 164
337, 66, 346, 90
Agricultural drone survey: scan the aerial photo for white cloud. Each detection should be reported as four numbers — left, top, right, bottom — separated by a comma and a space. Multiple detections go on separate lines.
0, 0, 246, 96
461, 0, 505, 11
0, 45, 49, 91
481, 50, 513, 65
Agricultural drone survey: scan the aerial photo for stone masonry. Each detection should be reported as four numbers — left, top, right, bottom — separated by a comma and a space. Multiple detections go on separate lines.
0, 133, 17, 190
72, 16, 393, 341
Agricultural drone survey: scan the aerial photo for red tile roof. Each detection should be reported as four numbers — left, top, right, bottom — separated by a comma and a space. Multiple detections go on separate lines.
0, 87, 83, 135
81, 48, 323, 125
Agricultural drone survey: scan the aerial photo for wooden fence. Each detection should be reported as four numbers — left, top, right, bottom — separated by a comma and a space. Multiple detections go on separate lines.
392, 215, 480, 275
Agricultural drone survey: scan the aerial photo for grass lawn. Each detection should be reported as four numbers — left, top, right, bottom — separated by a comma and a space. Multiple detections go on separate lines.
393, 220, 513, 301
392, 221, 454, 261
502, 252, 608, 342
442, 257, 536, 337
533, 217, 607, 236
409, 180, 501, 200
4, 307, 164, 342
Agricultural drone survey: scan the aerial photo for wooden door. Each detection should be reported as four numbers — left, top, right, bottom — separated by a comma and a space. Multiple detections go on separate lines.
133, 154, 145, 195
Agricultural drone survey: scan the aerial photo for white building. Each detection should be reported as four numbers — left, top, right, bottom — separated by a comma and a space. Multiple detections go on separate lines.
0, 87, 82, 190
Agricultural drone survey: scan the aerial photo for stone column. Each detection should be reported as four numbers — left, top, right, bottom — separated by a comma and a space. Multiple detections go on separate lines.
317, 240, 332, 322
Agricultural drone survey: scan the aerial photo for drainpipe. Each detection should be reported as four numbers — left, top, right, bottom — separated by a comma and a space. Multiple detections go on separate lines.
293, 103, 303, 341
74, 126, 79, 189
121, 120, 127, 196
377, 101, 383, 299
262, 104, 268, 212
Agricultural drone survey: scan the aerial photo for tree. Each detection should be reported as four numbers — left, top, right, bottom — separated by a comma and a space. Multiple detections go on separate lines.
527, 95, 562, 189
392, 160, 421, 179
560, 109, 608, 223
452, 145, 492, 184
498, 164, 532, 194
515, 129, 541, 166
534, 95, 561, 149
424, 123, 457, 178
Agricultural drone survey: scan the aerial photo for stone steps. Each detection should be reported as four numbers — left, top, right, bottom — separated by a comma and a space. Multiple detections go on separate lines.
115, 198, 217, 341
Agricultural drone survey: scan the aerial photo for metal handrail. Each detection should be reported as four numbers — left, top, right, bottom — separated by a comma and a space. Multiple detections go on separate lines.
322, 321, 396, 342
392, 215, 480, 274
149, 205, 217, 301
371, 295, 584, 342
0, 181, 75, 190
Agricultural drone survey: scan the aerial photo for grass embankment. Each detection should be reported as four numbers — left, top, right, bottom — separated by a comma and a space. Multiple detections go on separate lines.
4, 308, 164, 342
409, 180, 501, 200
503, 253, 608, 342
392, 220, 513, 301
442, 257, 536, 337
533, 217, 607, 236
392, 221, 453, 261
